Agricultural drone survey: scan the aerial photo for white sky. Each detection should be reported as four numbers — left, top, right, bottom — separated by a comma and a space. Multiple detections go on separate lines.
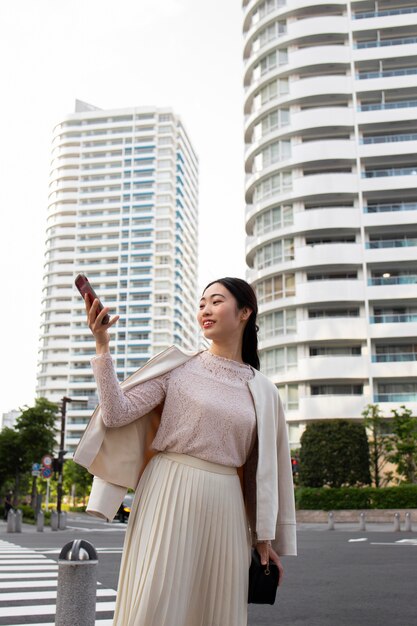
0, 0, 248, 415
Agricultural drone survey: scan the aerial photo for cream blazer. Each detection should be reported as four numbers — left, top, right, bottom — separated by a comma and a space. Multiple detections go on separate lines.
73, 345, 297, 556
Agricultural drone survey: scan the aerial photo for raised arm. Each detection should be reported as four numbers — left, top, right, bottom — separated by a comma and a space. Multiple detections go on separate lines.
91, 352, 169, 427
84, 294, 168, 427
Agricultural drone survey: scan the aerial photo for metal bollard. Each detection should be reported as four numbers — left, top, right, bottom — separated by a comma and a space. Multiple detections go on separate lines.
55, 539, 98, 626
59, 511, 67, 530
393, 512, 401, 532
51, 510, 59, 531
327, 511, 335, 530
7, 509, 16, 533
37, 511, 44, 532
15, 509, 22, 533
359, 512, 366, 531
405, 512, 413, 532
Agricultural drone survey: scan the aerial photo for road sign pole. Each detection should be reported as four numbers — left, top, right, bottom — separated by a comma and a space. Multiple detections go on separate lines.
46, 478, 50, 510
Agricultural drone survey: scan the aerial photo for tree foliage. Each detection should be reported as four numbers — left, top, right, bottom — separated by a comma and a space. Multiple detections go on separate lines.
63, 460, 93, 505
361, 404, 392, 488
15, 398, 59, 471
299, 420, 371, 488
388, 406, 417, 484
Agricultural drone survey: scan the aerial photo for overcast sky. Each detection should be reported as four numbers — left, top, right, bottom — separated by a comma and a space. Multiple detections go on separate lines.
0, 0, 248, 415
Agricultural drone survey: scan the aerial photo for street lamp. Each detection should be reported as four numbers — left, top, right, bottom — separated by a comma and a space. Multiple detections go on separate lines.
57, 397, 71, 517
57, 396, 88, 517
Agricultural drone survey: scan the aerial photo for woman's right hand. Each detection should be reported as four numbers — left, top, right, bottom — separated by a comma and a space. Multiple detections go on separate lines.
85, 296, 120, 354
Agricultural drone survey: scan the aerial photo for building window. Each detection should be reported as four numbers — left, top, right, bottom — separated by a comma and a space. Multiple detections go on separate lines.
276, 384, 298, 410
255, 140, 291, 170
308, 308, 360, 318
309, 346, 362, 357
261, 346, 297, 375
255, 238, 294, 269
254, 171, 292, 201
258, 309, 296, 339
256, 274, 295, 303
255, 205, 293, 235
311, 384, 363, 395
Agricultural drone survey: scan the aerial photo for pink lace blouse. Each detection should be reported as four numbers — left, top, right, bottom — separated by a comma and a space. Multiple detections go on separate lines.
90, 350, 257, 467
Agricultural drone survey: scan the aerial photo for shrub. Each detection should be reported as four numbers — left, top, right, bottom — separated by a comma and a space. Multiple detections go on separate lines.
295, 485, 417, 510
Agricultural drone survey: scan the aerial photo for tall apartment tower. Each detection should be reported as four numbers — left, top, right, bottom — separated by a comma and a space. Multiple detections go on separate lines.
243, 1, 417, 447
37, 101, 199, 454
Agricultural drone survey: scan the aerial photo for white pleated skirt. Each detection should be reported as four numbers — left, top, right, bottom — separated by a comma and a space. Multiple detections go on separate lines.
112, 451, 252, 626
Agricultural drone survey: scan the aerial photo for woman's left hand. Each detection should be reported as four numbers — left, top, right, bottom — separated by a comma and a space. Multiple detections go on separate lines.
256, 541, 284, 586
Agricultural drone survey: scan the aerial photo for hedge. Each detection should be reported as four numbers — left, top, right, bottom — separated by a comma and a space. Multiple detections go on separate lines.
295, 485, 417, 510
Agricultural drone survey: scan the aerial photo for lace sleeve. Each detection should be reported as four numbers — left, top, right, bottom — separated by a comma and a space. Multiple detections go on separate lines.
91, 352, 170, 428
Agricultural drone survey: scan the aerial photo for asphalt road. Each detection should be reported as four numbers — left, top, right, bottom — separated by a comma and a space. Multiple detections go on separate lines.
1, 514, 416, 626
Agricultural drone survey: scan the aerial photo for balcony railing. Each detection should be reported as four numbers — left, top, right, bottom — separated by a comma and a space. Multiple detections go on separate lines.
370, 314, 417, 323
357, 68, 417, 80
362, 132, 417, 144
372, 353, 417, 362
364, 202, 417, 213
374, 393, 417, 402
355, 36, 417, 49
363, 166, 417, 178
368, 275, 417, 286
366, 238, 417, 249
359, 99, 417, 112
353, 6, 417, 19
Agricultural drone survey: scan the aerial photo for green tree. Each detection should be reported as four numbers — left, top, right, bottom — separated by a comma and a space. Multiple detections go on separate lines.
63, 460, 93, 506
15, 398, 59, 506
299, 420, 371, 488
388, 406, 417, 484
0, 427, 25, 505
362, 404, 393, 488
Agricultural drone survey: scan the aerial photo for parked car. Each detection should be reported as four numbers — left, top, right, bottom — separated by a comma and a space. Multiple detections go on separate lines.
116, 493, 134, 523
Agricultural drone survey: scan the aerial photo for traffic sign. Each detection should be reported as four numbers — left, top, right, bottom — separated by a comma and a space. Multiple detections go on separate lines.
41, 455, 53, 467
32, 463, 40, 471
41, 467, 52, 479
32, 470, 40, 477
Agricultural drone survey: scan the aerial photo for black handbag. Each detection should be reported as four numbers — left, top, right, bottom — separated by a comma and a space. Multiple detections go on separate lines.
248, 548, 279, 605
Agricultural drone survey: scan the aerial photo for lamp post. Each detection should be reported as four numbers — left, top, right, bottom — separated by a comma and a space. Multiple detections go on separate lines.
57, 397, 71, 517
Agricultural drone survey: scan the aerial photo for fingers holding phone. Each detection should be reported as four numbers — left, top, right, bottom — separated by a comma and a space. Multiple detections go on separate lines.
75, 273, 119, 351
84, 296, 119, 335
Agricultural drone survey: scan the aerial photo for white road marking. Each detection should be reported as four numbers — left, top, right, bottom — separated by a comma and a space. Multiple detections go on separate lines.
0, 539, 116, 622
0, 589, 117, 601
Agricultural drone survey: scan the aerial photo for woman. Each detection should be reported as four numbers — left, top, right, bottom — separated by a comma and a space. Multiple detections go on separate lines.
82, 277, 296, 626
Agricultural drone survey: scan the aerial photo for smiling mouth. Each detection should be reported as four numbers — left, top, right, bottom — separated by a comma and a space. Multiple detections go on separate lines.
203, 321, 215, 328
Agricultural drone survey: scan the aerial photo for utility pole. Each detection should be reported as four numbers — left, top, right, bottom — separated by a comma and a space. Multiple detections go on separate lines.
57, 396, 71, 516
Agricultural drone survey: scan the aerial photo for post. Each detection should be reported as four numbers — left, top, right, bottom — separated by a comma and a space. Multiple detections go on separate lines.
37, 510, 44, 532
15, 509, 22, 533
55, 539, 98, 626
359, 512, 366, 531
59, 511, 67, 530
46, 477, 50, 510
327, 511, 335, 530
7, 509, 16, 533
393, 512, 401, 531
51, 510, 59, 531
57, 397, 71, 517
405, 512, 412, 532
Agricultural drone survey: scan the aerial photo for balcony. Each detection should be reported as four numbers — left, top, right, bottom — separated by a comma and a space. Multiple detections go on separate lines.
366, 238, 417, 249
298, 355, 368, 380
372, 353, 417, 362
295, 243, 362, 269
297, 279, 365, 305
299, 394, 371, 420
355, 35, 417, 49
298, 317, 367, 342
368, 275, 417, 286
353, 7, 417, 20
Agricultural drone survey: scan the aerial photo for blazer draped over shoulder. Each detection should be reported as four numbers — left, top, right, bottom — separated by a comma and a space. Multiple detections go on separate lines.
73, 345, 297, 556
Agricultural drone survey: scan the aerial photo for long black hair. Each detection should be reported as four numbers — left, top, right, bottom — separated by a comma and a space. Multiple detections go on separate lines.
202, 277, 260, 370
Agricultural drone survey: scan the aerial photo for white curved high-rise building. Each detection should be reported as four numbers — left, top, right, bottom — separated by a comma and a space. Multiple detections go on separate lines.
37, 101, 199, 454
243, 0, 417, 447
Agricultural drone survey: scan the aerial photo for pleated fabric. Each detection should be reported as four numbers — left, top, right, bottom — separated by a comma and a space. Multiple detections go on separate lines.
112, 451, 252, 626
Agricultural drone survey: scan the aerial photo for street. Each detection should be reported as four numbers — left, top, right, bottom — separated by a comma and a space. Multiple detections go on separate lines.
0, 514, 416, 625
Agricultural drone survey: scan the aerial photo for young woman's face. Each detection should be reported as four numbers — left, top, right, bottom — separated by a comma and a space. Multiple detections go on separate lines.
197, 282, 249, 340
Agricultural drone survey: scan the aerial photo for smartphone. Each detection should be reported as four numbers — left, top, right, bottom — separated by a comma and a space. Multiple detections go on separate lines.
74, 273, 110, 325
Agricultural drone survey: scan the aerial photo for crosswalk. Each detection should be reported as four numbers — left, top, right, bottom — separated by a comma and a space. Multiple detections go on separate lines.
0, 539, 116, 625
